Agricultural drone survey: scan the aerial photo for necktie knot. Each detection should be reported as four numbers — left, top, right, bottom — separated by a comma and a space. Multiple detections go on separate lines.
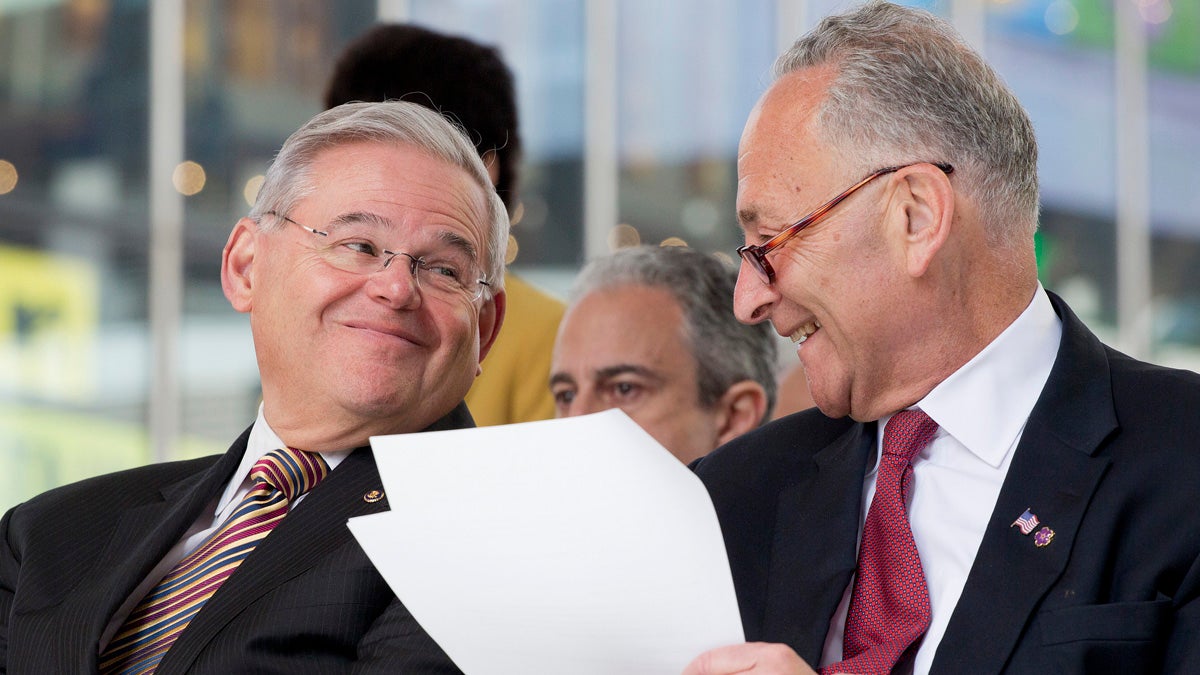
882, 409, 938, 464
250, 447, 330, 503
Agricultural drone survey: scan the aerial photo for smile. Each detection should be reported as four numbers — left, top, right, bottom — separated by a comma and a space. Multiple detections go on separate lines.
346, 321, 426, 347
791, 321, 821, 344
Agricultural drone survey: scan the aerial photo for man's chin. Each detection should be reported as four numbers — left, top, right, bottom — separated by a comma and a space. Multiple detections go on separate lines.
807, 384, 851, 420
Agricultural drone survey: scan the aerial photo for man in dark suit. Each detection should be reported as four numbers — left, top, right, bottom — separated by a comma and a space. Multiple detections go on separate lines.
0, 101, 507, 672
684, 3, 1200, 674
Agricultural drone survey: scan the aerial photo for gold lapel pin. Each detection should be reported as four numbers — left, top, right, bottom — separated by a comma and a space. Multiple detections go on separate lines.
363, 489, 385, 503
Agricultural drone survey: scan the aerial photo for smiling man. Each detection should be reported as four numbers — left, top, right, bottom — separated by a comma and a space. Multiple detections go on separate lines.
686, 2, 1200, 674
0, 102, 504, 672
550, 245, 777, 465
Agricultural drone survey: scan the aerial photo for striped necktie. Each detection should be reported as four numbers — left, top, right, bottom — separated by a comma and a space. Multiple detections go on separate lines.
99, 447, 330, 674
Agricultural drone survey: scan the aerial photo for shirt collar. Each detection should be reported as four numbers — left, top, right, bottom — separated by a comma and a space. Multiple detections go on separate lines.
914, 284, 1062, 468
214, 403, 353, 516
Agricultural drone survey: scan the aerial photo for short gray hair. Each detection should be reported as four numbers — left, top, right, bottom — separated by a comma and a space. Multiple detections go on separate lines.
569, 245, 778, 422
775, 1, 1039, 246
249, 100, 509, 288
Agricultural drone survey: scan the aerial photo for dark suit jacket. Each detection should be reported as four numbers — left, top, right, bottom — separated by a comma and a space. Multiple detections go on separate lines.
0, 404, 475, 674
694, 292, 1200, 673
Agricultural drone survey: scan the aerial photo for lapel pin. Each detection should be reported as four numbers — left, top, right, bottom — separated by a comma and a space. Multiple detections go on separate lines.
1011, 508, 1040, 535
363, 489, 385, 503
1034, 526, 1055, 547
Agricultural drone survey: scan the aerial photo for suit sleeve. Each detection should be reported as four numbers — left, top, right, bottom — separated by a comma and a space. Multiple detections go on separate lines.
0, 505, 20, 672
351, 596, 464, 674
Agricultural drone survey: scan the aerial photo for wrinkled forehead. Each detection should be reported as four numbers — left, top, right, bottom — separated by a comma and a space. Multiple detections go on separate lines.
736, 71, 839, 228
308, 142, 491, 248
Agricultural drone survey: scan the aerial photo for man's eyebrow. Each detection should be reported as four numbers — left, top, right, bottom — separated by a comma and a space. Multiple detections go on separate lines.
737, 207, 760, 229
331, 211, 392, 230
548, 372, 576, 388
434, 229, 479, 262
594, 364, 661, 382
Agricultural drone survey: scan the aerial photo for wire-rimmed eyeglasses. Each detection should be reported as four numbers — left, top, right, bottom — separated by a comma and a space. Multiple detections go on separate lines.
736, 162, 954, 284
266, 211, 492, 302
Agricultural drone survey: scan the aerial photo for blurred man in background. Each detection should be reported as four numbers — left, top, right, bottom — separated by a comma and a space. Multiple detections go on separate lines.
550, 245, 777, 464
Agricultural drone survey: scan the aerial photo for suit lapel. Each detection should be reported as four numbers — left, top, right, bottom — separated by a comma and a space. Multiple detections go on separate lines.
763, 421, 875, 665
159, 446, 390, 669
159, 402, 474, 671
931, 293, 1117, 674
58, 430, 247, 671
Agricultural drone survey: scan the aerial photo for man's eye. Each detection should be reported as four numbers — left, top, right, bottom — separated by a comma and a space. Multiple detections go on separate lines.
342, 241, 379, 256
552, 389, 575, 406
422, 262, 462, 280
610, 382, 640, 398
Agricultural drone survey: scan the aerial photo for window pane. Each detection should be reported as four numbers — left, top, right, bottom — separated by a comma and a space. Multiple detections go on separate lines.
987, 0, 1118, 340
1147, 2, 1200, 369
1, 2, 153, 507
410, 0, 587, 270
613, 0, 774, 258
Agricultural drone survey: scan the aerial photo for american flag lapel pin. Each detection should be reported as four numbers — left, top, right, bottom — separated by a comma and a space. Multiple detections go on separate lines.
1011, 508, 1040, 535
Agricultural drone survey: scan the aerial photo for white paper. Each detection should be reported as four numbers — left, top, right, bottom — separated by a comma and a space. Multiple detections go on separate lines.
347, 409, 744, 675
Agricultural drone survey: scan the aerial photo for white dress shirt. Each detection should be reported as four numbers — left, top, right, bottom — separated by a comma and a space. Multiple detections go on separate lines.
819, 285, 1062, 674
99, 405, 351, 651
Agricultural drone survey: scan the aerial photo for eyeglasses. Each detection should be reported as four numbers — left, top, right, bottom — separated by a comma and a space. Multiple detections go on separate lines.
736, 162, 954, 284
266, 211, 492, 301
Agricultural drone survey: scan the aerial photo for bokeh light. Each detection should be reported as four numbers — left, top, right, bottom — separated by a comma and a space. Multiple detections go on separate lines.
1044, 0, 1079, 35
681, 198, 720, 237
243, 174, 265, 207
505, 234, 519, 265
608, 224, 641, 251
0, 160, 17, 195
1138, 0, 1172, 24
172, 161, 206, 196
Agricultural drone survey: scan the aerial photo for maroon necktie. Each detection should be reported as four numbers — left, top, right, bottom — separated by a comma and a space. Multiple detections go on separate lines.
823, 409, 938, 674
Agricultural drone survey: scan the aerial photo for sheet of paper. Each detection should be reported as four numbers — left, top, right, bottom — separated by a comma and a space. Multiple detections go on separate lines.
348, 408, 744, 675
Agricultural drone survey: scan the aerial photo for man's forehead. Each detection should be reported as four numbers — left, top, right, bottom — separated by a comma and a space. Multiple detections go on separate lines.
568, 285, 685, 338
736, 79, 835, 230
302, 145, 489, 242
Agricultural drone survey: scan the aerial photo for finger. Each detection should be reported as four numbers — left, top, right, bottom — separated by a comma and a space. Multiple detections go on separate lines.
682, 642, 813, 675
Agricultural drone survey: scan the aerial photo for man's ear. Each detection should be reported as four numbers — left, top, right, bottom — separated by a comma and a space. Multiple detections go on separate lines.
221, 217, 258, 313
714, 380, 769, 446
476, 287, 507, 365
890, 163, 955, 278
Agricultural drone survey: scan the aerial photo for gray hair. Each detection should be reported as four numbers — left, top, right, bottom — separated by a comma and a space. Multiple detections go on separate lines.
774, 1, 1039, 247
249, 100, 509, 288
569, 245, 779, 422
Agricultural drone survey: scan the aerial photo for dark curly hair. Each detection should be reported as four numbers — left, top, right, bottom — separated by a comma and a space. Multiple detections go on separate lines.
324, 24, 522, 215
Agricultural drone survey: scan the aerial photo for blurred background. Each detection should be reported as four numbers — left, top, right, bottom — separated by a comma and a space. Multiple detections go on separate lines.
1, 0, 1197, 509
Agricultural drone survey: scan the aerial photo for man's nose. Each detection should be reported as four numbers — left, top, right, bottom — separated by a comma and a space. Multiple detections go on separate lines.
365, 257, 422, 309
733, 261, 778, 325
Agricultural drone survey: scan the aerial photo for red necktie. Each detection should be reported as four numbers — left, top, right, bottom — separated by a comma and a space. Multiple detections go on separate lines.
823, 409, 938, 674
99, 447, 329, 674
